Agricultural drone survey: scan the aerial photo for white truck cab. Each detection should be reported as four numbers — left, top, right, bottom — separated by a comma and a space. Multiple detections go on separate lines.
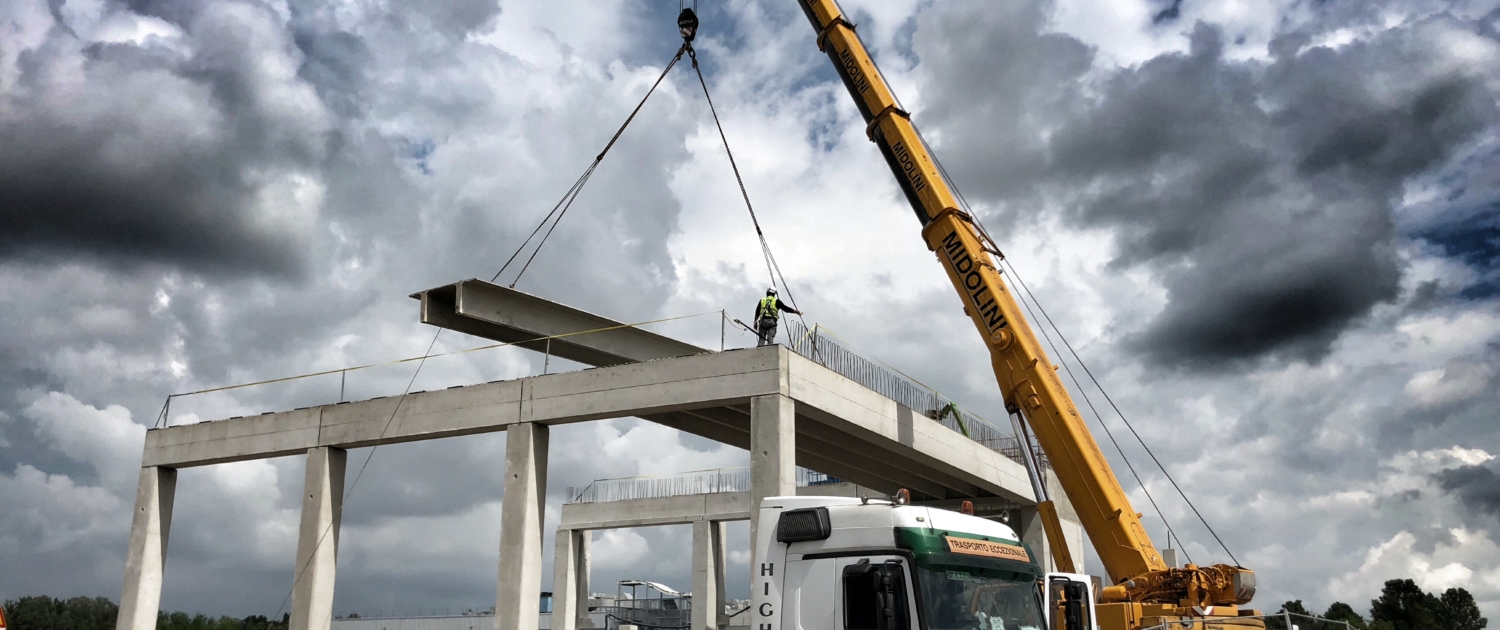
752, 497, 1096, 630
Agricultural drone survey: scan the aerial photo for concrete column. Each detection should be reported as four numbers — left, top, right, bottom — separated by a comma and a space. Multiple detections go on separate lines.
552, 529, 591, 630
1018, 507, 1052, 572
714, 522, 728, 630
117, 466, 177, 630
575, 531, 591, 630
749, 394, 795, 576
692, 520, 724, 630
497, 423, 549, 630
292, 447, 347, 630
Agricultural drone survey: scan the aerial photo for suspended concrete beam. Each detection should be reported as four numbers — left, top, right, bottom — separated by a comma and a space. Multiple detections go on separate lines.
413, 279, 706, 367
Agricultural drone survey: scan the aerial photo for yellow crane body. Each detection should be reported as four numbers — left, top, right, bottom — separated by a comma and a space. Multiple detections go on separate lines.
793, 2, 1261, 629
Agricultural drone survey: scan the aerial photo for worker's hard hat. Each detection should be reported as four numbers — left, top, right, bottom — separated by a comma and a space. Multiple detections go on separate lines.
766, 287, 777, 296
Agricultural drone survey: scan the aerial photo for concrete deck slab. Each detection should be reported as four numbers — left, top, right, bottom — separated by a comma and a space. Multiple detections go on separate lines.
146, 346, 1033, 503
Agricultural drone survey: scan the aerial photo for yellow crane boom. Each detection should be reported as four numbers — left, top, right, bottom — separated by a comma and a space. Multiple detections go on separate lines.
792, 2, 1260, 628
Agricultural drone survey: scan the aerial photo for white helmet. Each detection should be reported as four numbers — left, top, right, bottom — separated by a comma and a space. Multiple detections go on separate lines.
766, 287, 778, 296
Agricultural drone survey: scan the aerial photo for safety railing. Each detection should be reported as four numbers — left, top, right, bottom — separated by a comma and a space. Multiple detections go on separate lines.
1142, 612, 1358, 630
782, 320, 1049, 473
565, 468, 842, 505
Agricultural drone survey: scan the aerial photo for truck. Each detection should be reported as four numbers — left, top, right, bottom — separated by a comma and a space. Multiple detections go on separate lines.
746, 2, 1265, 630
753, 495, 1092, 630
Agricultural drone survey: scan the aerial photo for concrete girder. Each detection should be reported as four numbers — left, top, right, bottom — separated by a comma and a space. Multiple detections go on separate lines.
560, 492, 754, 531
414, 280, 705, 367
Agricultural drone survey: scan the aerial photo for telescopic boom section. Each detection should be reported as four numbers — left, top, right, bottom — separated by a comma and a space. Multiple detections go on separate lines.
795, 0, 1167, 585
792, 1, 1263, 604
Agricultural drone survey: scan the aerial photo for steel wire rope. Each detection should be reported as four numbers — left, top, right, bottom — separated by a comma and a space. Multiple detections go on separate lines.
493, 43, 689, 287
909, 124, 1211, 564
685, 45, 812, 334
274, 327, 445, 620
995, 255, 1190, 565
1000, 254, 1239, 566
275, 46, 694, 616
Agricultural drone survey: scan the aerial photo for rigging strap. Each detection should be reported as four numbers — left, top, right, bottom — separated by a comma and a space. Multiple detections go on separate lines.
686, 44, 810, 326
492, 44, 689, 287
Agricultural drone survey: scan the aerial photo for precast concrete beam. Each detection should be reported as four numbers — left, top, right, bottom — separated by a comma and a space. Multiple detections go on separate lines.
749, 394, 794, 576
118, 467, 176, 630
291, 447, 346, 630
559, 492, 753, 531
496, 423, 549, 630
143, 349, 782, 469
414, 280, 706, 367
691, 521, 723, 630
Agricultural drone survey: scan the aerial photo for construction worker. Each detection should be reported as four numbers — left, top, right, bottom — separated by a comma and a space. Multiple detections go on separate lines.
755, 287, 801, 347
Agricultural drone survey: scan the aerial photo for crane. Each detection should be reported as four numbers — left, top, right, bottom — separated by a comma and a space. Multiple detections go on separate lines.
791, 1, 1260, 628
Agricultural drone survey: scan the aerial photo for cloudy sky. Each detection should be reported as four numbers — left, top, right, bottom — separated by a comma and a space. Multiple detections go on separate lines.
3, 0, 1498, 622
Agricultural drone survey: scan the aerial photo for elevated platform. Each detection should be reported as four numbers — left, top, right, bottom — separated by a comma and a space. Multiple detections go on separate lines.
122, 280, 1062, 630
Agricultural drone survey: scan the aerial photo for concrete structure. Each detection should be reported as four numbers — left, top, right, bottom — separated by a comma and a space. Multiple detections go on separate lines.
293, 447, 347, 630
120, 279, 1067, 630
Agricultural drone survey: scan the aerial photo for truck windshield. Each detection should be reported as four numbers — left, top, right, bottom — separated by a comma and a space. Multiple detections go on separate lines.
914, 566, 1043, 630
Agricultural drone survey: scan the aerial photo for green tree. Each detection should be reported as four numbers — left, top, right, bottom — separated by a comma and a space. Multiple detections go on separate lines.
1323, 602, 1369, 630
1267, 601, 1313, 630
1436, 588, 1487, 630
1371, 579, 1441, 630
3, 596, 118, 630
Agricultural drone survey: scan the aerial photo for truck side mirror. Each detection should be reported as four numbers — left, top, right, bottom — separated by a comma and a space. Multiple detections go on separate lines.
843, 560, 910, 630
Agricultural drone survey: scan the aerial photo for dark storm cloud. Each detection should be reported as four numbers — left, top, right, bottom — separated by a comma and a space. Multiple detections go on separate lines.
1435, 460, 1500, 518
0, 2, 327, 277
915, 7, 1498, 368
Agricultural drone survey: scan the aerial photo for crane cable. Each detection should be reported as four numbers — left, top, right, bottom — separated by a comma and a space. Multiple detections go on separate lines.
492, 43, 690, 288
280, 42, 695, 618
917, 126, 1240, 567
685, 43, 811, 329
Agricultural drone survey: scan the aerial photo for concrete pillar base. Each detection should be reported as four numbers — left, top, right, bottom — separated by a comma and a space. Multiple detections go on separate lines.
552, 529, 591, 630
292, 447, 347, 630
749, 394, 795, 580
496, 423, 549, 630
118, 466, 177, 630
691, 521, 725, 630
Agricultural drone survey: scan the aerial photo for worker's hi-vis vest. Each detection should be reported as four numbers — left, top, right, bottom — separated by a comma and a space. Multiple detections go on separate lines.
758, 296, 780, 321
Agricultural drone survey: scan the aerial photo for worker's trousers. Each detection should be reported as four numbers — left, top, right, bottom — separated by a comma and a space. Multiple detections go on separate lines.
756, 317, 778, 347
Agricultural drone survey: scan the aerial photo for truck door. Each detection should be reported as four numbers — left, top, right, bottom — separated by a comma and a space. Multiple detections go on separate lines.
835, 556, 918, 630
1044, 573, 1096, 630
781, 559, 834, 630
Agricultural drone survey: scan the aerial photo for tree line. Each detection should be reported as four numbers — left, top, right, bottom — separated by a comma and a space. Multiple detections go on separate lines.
1266, 580, 1486, 630
1, 596, 288, 630
3, 580, 1488, 630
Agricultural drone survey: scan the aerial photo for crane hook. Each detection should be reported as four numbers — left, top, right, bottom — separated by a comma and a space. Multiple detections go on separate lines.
678, 8, 699, 43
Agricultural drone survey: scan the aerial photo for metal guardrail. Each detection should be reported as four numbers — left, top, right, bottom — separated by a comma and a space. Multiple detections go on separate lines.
783, 320, 1048, 473
566, 468, 841, 505
564, 323, 1056, 507
1142, 612, 1357, 630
